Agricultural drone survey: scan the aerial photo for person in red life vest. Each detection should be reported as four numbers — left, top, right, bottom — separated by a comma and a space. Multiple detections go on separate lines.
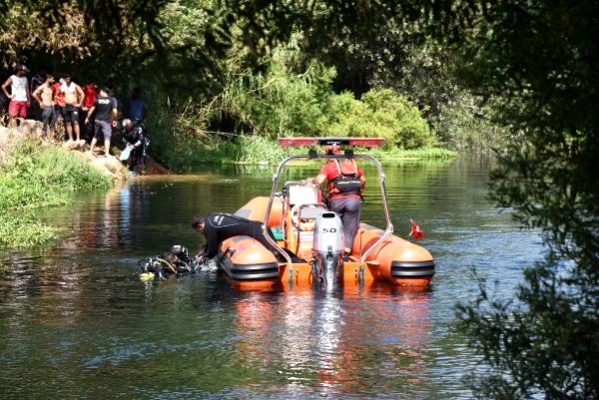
52, 79, 65, 109
315, 145, 366, 258
82, 82, 97, 110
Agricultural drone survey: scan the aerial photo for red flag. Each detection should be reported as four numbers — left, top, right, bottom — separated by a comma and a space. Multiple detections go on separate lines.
409, 219, 424, 240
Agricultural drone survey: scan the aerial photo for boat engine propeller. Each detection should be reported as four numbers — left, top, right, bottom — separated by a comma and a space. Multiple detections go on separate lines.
312, 212, 345, 291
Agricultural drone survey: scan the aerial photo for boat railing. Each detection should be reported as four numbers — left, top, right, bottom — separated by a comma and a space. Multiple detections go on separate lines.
262, 152, 394, 270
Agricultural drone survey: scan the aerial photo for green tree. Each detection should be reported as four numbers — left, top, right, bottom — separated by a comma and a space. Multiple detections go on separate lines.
452, 1, 599, 397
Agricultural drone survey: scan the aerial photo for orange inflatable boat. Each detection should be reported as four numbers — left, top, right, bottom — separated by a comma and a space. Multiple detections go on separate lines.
216, 137, 435, 291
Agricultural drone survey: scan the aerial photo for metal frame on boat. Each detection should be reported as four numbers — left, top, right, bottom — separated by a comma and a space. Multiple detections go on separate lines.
217, 137, 435, 291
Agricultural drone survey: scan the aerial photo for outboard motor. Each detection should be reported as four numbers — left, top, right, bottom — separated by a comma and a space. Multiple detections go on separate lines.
313, 212, 345, 291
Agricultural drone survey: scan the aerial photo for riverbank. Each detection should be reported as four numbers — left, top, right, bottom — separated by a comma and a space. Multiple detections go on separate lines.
0, 123, 125, 249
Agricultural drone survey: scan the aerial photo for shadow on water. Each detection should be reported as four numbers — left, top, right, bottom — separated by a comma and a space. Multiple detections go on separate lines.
0, 157, 543, 399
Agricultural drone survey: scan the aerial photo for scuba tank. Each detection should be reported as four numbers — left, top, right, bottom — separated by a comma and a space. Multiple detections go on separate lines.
138, 245, 200, 281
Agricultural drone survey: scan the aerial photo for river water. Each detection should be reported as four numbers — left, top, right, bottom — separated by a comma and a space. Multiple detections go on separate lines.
0, 158, 544, 399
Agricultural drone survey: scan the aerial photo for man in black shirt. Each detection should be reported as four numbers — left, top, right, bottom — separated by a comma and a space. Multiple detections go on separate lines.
192, 213, 281, 261
85, 87, 117, 156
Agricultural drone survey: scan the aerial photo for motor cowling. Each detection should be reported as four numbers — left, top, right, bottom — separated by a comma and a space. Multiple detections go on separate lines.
313, 212, 345, 290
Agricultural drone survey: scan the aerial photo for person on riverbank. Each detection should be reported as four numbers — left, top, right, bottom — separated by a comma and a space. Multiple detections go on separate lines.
122, 118, 149, 173
32, 74, 56, 137
82, 81, 97, 143
85, 87, 118, 157
314, 145, 365, 258
30, 67, 47, 120
1, 64, 31, 127
123, 87, 148, 125
51, 77, 66, 140
59, 74, 84, 142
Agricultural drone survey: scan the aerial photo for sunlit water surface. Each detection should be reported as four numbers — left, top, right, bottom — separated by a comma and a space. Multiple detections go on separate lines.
0, 158, 543, 399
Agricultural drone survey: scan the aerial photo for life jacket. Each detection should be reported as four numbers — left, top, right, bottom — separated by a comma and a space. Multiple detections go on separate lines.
328, 160, 363, 196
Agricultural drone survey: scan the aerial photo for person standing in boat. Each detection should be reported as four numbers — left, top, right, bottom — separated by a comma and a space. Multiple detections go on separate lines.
192, 213, 280, 262
314, 145, 366, 258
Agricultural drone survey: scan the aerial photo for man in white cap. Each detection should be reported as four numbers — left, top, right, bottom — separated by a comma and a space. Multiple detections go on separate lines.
1, 64, 31, 127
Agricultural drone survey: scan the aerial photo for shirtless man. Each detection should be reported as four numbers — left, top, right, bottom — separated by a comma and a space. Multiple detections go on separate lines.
32, 74, 56, 137
59, 74, 84, 142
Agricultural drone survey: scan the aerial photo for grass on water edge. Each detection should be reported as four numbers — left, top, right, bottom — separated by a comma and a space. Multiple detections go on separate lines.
160, 135, 457, 171
0, 140, 112, 249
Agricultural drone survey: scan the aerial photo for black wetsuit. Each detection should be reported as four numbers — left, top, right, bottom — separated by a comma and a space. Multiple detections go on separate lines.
124, 125, 147, 148
124, 125, 148, 170
200, 213, 277, 258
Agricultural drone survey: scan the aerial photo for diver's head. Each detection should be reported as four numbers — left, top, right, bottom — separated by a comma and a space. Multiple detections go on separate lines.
191, 215, 207, 232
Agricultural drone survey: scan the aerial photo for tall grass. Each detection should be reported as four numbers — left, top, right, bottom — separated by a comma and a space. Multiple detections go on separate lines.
0, 140, 112, 249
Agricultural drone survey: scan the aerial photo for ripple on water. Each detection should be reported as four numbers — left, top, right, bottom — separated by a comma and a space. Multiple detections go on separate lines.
0, 159, 545, 399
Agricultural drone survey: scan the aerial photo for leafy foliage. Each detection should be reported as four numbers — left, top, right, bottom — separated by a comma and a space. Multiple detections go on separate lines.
453, 0, 599, 397
324, 89, 436, 148
146, 42, 437, 169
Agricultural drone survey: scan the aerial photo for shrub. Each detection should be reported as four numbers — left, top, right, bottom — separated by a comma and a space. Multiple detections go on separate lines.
147, 44, 437, 168
324, 89, 436, 149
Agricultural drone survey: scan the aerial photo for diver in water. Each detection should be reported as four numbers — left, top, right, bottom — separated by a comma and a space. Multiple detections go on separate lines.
139, 245, 199, 280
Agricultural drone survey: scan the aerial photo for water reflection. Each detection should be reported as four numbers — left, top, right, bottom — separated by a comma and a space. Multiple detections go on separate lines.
228, 286, 433, 398
0, 159, 544, 399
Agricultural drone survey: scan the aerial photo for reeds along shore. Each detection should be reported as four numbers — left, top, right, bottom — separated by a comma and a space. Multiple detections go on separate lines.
0, 122, 116, 249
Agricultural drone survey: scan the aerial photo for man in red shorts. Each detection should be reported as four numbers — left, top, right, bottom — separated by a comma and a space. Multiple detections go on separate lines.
1, 64, 31, 127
